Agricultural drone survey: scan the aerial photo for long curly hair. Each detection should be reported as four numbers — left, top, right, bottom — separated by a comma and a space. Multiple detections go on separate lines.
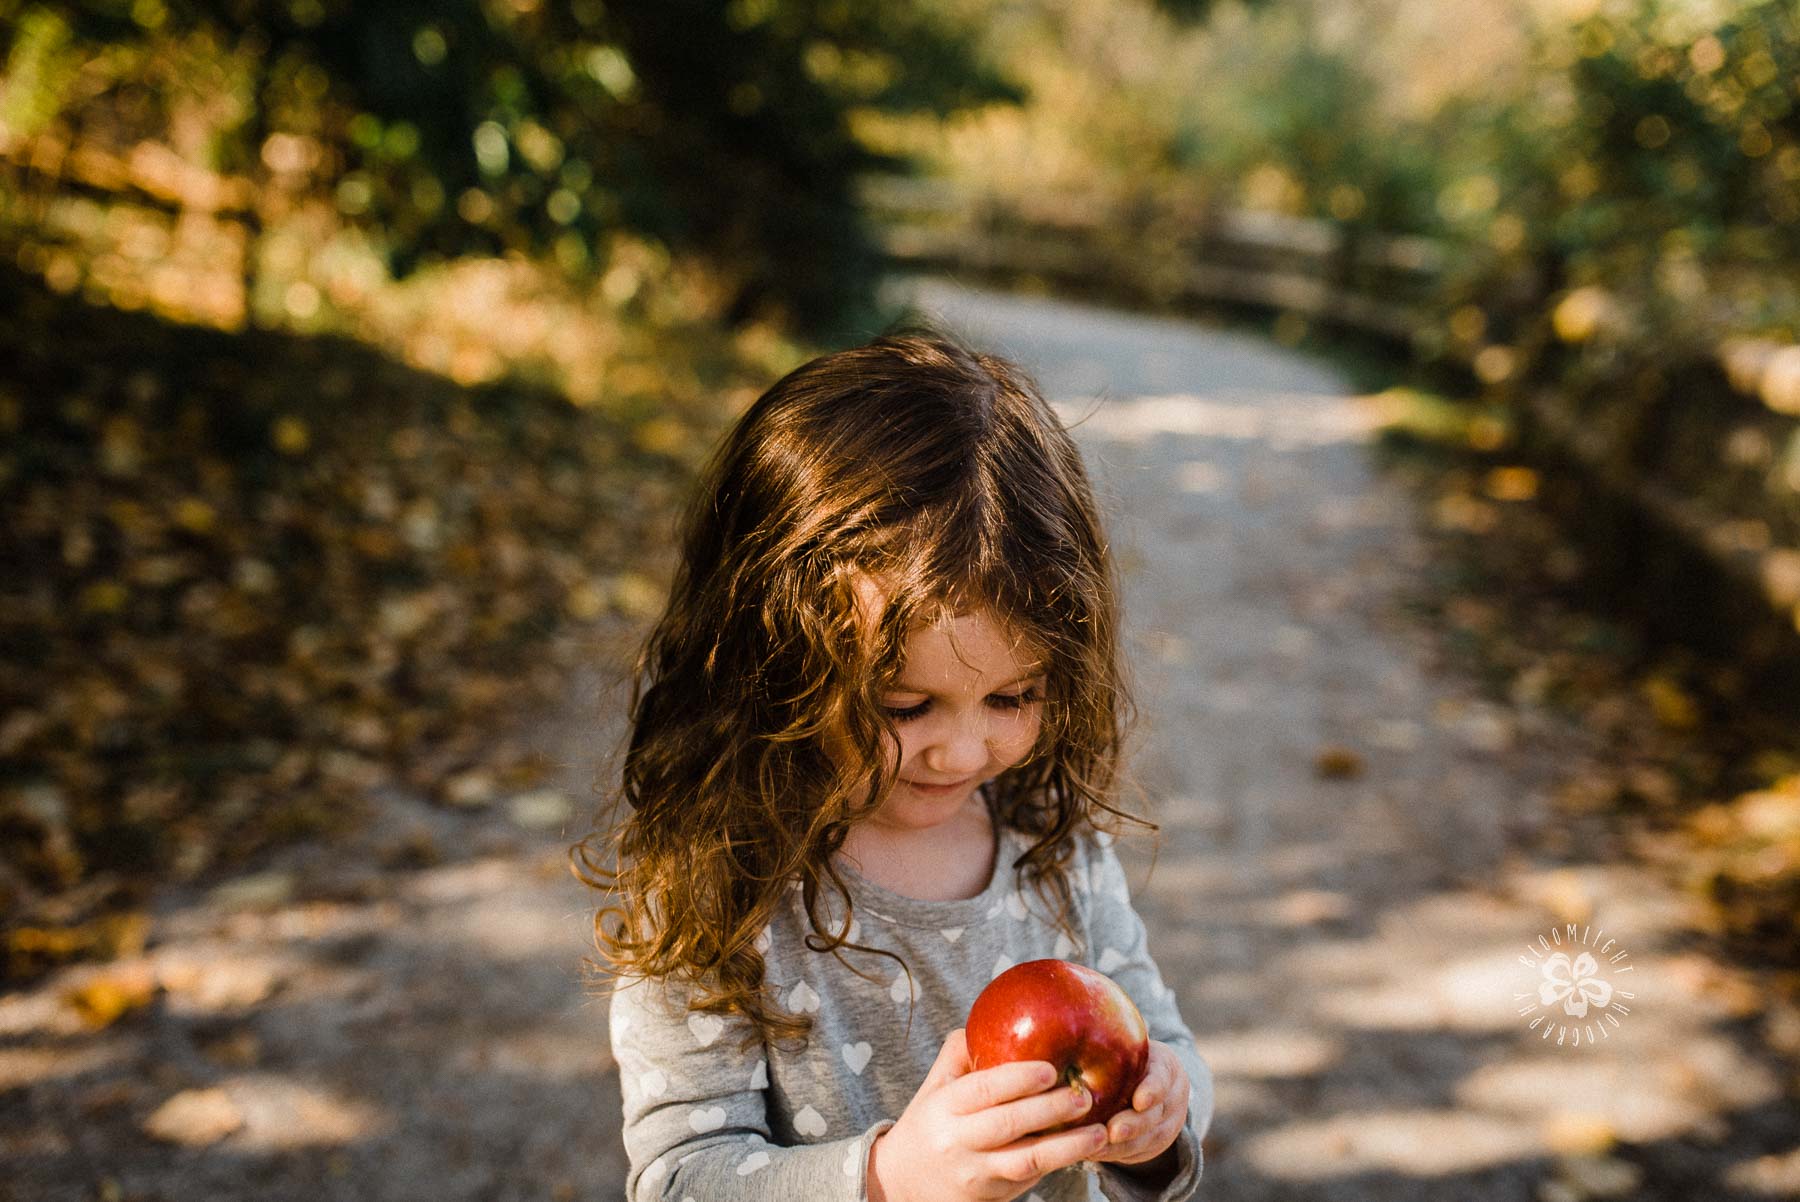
571, 324, 1156, 1055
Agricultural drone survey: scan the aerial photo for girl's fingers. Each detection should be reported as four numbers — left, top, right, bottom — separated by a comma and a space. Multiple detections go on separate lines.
1110, 1099, 1163, 1145
946, 1058, 1057, 1117
1134, 1043, 1172, 1109
967, 1080, 1095, 1149
996, 1121, 1111, 1183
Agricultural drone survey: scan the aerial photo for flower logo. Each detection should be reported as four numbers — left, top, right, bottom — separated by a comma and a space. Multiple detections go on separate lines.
1537, 951, 1613, 1018
1515, 923, 1635, 1048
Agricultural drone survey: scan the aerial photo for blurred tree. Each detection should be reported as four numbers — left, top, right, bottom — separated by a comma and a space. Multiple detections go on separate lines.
0, 0, 1024, 338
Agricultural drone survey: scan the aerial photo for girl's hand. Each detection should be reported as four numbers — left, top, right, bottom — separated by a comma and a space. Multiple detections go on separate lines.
1091, 1040, 1190, 1171
868, 1028, 1111, 1202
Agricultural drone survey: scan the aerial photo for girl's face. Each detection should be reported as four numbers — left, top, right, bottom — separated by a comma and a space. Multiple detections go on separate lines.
866, 600, 1047, 834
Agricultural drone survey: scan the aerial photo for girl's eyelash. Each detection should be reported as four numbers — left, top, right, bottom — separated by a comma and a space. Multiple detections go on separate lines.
882, 688, 1043, 723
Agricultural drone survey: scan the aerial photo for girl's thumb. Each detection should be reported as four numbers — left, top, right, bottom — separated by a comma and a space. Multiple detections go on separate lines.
924, 1027, 971, 1091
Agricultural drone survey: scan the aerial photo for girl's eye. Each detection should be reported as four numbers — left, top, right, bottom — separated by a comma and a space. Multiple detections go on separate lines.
992, 688, 1043, 711
882, 689, 1043, 724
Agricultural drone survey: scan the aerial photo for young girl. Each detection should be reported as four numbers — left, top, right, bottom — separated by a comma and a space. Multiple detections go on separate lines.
574, 327, 1214, 1201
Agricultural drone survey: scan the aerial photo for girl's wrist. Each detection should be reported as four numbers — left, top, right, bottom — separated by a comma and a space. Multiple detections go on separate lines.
866, 1129, 895, 1202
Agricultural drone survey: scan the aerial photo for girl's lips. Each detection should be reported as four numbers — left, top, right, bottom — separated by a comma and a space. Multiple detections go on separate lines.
907, 777, 974, 794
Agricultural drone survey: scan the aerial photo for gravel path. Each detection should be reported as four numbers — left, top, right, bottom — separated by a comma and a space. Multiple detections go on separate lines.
5, 275, 1797, 1201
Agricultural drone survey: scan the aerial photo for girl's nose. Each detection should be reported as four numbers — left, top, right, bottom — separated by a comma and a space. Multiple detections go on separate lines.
924, 720, 992, 776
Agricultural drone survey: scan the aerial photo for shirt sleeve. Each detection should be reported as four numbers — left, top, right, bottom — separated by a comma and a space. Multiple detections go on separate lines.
1078, 832, 1215, 1202
609, 972, 894, 1201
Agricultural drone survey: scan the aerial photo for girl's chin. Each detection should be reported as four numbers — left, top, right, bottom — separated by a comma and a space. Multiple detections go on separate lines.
869, 781, 983, 827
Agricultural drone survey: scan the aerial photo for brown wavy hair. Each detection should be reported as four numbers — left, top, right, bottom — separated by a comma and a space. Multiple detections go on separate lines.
571, 323, 1157, 1055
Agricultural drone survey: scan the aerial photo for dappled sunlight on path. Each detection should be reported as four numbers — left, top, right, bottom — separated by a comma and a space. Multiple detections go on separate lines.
2, 661, 626, 1200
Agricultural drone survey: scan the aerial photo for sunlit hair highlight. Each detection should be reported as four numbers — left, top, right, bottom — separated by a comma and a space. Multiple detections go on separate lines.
572, 323, 1155, 1055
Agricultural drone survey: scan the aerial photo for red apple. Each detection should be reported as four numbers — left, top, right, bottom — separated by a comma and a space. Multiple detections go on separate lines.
965, 958, 1150, 1134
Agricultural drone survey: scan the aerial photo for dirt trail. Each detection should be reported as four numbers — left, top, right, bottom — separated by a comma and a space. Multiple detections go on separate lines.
5, 275, 1797, 1201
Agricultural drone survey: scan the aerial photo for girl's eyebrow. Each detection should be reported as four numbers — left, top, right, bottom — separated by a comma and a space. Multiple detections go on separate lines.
889, 671, 1046, 695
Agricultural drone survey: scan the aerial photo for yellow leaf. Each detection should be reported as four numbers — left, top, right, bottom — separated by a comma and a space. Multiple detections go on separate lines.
1642, 674, 1700, 729
63, 969, 157, 1029
1483, 466, 1539, 502
79, 580, 129, 614
99, 415, 143, 476
172, 497, 217, 534
632, 415, 688, 457
1552, 287, 1611, 343
607, 571, 665, 620
272, 416, 311, 455
565, 581, 606, 621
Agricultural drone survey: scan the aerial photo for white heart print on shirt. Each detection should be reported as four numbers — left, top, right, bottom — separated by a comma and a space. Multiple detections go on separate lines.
1053, 931, 1079, 959
889, 969, 919, 1005
786, 980, 821, 1014
688, 1013, 724, 1048
750, 1059, 768, 1089
794, 1105, 828, 1137
689, 1106, 727, 1134
842, 1042, 872, 1075
940, 927, 964, 943
1098, 947, 1129, 973
736, 1150, 770, 1176
638, 1068, 668, 1099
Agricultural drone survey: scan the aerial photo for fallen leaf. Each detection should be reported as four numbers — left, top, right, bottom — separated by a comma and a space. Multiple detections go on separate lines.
63, 968, 157, 1029
1313, 745, 1364, 780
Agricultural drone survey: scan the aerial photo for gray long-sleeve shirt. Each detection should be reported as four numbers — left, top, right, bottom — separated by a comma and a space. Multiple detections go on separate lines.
608, 819, 1214, 1201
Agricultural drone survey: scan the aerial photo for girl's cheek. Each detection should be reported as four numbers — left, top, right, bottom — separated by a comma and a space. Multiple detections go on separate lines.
1000, 712, 1044, 762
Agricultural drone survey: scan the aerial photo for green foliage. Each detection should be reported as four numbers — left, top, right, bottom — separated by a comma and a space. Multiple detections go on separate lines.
1167, 18, 1444, 234
1396, 0, 1800, 375
1, 0, 1021, 337
1557, 0, 1800, 255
